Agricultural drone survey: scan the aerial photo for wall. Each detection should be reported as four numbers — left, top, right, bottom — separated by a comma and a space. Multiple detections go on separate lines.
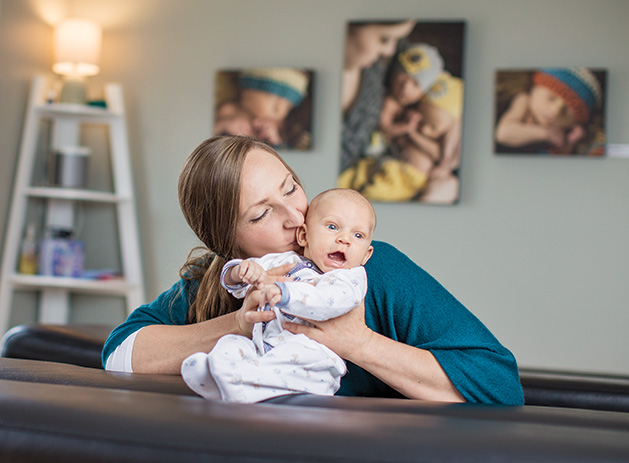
1, 0, 627, 375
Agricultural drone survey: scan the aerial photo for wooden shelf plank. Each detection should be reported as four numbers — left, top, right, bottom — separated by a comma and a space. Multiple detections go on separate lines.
24, 186, 128, 203
9, 274, 136, 296
35, 103, 118, 120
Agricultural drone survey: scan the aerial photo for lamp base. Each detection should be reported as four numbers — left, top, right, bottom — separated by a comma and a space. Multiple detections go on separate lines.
58, 77, 87, 104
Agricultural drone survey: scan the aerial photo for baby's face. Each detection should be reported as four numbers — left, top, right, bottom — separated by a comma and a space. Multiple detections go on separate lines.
529, 85, 578, 129
299, 195, 374, 273
240, 89, 294, 123
391, 73, 424, 106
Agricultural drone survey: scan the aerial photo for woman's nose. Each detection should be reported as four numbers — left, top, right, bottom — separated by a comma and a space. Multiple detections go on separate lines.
282, 205, 304, 228
382, 42, 397, 58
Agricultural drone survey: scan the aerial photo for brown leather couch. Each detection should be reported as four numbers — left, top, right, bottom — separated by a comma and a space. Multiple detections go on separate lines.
1, 324, 629, 462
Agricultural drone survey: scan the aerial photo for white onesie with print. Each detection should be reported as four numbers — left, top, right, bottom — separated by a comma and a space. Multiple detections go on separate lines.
181, 251, 367, 403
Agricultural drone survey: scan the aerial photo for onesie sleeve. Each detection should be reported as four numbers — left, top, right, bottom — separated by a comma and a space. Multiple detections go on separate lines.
275, 266, 367, 320
220, 252, 302, 299
221, 258, 248, 298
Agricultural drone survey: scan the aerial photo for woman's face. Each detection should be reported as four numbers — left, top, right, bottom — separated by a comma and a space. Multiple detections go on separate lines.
345, 20, 416, 70
235, 148, 308, 258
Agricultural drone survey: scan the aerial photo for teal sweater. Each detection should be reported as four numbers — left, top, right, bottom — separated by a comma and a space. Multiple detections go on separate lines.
102, 241, 524, 404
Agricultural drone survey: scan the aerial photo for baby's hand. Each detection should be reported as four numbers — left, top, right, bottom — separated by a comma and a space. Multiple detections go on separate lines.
253, 117, 283, 147
260, 284, 282, 308
566, 125, 585, 145
546, 127, 566, 149
235, 261, 268, 289
404, 110, 422, 133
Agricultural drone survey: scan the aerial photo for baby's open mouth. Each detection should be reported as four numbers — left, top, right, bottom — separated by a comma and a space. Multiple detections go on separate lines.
328, 251, 346, 263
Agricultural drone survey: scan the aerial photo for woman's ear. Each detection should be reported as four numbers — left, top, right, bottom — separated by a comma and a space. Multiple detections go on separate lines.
361, 245, 374, 265
296, 225, 308, 247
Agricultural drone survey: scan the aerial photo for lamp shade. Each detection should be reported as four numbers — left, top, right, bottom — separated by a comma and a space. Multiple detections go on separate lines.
53, 18, 101, 77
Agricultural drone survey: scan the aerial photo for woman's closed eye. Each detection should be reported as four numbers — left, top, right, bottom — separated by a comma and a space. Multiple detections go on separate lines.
251, 209, 269, 223
285, 182, 298, 197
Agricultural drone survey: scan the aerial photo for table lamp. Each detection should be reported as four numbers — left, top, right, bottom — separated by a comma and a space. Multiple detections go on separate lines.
52, 18, 102, 104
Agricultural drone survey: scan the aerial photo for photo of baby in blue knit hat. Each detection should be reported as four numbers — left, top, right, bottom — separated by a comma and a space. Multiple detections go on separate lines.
494, 68, 606, 156
213, 68, 313, 150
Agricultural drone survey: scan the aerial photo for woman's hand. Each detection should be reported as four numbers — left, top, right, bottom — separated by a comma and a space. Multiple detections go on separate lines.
234, 289, 275, 338
284, 299, 464, 402
283, 301, 374, 362
234, 263, 295, 338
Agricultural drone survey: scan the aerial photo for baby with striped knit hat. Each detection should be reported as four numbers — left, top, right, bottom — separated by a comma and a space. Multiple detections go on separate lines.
495, 67, 603, 154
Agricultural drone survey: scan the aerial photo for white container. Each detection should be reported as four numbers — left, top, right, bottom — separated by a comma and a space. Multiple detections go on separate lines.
53, 146, 90, 188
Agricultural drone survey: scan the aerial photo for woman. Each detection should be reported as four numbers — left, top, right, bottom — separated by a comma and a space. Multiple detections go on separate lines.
341, 20, 415, 172
103, 135, 523, 404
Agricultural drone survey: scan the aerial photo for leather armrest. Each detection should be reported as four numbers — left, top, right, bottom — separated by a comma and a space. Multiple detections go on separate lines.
0, 357, 200, 397
520, 368, 629, 413
1, 323, 110, 369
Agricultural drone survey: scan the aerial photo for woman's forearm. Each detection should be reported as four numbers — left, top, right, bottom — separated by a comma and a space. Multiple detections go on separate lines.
132, 312, 240, 374
348, 330, 465, 402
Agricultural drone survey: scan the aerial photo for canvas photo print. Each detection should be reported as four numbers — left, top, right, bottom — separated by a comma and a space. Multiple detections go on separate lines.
213, 68, 314, 150
338, 20, 466, 205
494, 68, 607, 156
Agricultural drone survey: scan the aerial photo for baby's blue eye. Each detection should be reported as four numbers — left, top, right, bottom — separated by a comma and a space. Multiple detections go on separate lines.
354, 232, 364, 240
327, 224, 337, 231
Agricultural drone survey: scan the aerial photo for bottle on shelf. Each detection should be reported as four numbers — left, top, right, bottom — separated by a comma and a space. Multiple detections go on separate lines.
18, 224, 38, 275
38, 227, 84, 278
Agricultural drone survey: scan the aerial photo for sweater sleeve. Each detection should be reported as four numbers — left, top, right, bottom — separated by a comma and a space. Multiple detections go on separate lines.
339, 241, 524, 405
101, 278, 194, 367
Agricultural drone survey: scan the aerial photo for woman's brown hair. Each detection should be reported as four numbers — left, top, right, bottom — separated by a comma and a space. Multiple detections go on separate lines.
177, 135, 302, 323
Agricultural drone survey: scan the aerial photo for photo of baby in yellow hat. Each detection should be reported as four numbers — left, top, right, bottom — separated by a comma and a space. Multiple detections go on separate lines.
338, 21, 465, 205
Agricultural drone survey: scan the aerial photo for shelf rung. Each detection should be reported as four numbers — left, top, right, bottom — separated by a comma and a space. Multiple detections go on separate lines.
9, 274, 136, 296
24, 187, 129, 203
35, 103, 119, 120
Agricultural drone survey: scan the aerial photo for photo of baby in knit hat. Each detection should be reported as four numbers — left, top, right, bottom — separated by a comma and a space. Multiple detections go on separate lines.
213, 68, 314, 150
494, 68, 606, 156
338, 21, 465, 205
379, 43, 464, 204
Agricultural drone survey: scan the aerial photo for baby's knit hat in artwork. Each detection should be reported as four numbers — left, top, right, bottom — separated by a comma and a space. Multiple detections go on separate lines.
422, 72, 464, 119
239, 68, 309, 106
395, 43, 444, 93
533, 68, 602, 123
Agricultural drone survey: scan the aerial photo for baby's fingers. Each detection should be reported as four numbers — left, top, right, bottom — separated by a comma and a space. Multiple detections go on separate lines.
266, 263, 295, 278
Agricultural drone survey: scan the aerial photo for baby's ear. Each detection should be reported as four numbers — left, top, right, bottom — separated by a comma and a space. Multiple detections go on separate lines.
296, 225, 308, 247
361, 245, 374, 265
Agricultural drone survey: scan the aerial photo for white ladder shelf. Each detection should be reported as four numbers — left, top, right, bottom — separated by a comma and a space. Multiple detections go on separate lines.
0, 75, 145, 336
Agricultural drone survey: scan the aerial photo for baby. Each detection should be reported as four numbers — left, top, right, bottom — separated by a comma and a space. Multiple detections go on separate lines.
213, 68, 310, 148
181, 188, 376, 403
380, 43, 464, 203
380, 42, 444, 143
495, 67, 602, 154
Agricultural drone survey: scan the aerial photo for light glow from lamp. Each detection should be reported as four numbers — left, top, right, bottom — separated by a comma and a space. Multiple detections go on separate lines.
53, 18, 102, 78
52, 18, 102, 104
